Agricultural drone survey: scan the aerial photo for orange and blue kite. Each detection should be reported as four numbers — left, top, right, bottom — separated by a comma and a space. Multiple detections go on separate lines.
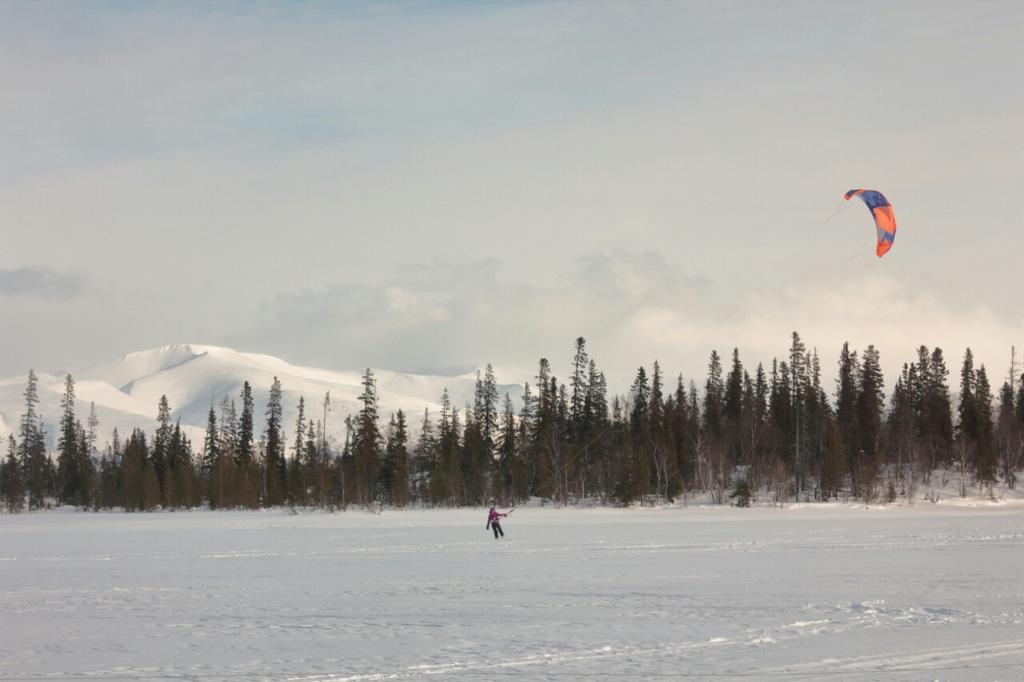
844, 188, 896, 257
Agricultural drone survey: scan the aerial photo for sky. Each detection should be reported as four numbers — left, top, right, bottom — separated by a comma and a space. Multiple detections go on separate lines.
2, 0, 1022, 394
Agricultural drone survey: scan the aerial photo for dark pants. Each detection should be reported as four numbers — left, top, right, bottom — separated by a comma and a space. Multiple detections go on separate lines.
492, 522, 504, 539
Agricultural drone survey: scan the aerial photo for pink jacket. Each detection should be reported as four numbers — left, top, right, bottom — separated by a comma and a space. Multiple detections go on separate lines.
488, 508, 505, 525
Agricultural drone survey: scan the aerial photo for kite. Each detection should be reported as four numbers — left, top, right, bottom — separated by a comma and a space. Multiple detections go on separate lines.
844, 188, 896, 257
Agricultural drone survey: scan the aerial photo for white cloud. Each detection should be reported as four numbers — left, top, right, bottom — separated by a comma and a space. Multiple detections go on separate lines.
0, 266, 82, 299
224, 252, 1023, 397
2, 2, 1021, 389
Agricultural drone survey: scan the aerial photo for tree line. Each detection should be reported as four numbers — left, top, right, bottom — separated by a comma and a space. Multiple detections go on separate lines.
2, 333, 1023, 512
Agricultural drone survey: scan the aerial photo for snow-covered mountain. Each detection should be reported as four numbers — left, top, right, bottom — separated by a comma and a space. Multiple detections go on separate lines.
0, 345, 522, 451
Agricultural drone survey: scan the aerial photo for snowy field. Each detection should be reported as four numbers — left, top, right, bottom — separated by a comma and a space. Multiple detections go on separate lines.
3, 503, 1024, 681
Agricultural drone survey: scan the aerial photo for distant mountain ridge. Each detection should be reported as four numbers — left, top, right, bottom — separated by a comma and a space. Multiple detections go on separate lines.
0, 344, 522, 451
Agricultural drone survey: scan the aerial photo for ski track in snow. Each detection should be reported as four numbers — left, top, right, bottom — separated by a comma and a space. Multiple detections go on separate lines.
2, 506, 1024, 681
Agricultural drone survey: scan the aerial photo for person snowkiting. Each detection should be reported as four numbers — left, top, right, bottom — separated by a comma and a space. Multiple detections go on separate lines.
486, 506, 510, 539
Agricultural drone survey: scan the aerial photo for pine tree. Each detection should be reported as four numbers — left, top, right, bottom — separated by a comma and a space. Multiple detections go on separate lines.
440, 399, 468, 503
430, 395, 449, 503
29, 422, 50, 509
554, 382, 572, 503
352, 369, 381, 506
730, 475, 752, 507
587, 361, 608, 431
18, 370, 40, 462
2, 435, 25, 512
264, 377, 285, 506
17, 371, 48, 509
724, 349, 744, 432
911, 347, 930, 438
201, 407, 219, 482
110, 427, 122, 506
415, 407, 436, 503
288, 395, 307, 506
232, 385, 258, 508
835, 343, 860, 494
951, 349, 978, 496
518, 380, 534, 437
96, 448, 117, 511
164, 420, 186, 507
723, 349, 745, 466
856, 345, 884, 500
496, 394, 518, 504
335, 416, 352, 508
703, 351, 724, 440
803, 349, 827, 497
1016, 370, 1024, 428
623, 366, 651, 501
386, 409, 411, 507
687, 379, 701, 491
610, 394, 642, 506
238, 382, 255, 466
820, 419, 847, 501
974, 365, 997, 486
56, 374, 81, 505
305, 418, 325, 507
82, 403, 99, 507
925, 347, 955, 467
668, 375, 691, 492
466, 367, 498, 504
219, 397, 239, 463
573, 354, 591, 490
320, 391, 331, 466
76, 422, 96, 508
996, 380, 1020, 488
291, 395, 305, 462
86, 402, 99, 462
770, 359, 793, 464
381, 413, 398, 501
121, 429, 151, 511
649, 361, 676, 501
532, 359, 559, 502
18, 371, 38, 471
629, 366, 650, 438
462, 400, 485, 505
789, 332, 807, 492
958, 348, 978, 442
650, 361, 664, 433
152, 395, 173, 503
208, 405, 235, 510
888, 363, 917, 495
164, 419, 180, 508
570, 337, 589, 434
746, 363, 768, 470
480, 364, 499, 452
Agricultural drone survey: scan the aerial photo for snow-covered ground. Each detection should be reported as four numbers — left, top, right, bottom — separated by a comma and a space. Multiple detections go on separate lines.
3, 503, 1024, 681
